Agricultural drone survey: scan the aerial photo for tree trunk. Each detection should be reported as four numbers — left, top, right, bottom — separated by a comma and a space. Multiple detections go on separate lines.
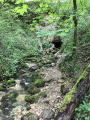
73, 0, 78, 47
54, 65, 90, 120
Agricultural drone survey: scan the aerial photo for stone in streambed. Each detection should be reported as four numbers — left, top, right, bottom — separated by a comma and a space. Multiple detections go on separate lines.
41, 109, 55, 120
21, 112, 39, 120
27, 85, 40, 95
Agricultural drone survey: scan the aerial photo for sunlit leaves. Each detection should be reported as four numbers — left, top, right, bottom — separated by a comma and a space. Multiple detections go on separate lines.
36, 28, 69, 37
0, 0, 4, 3
30, 27, 35, 31
15, 0, 25, 4
39, 3, 44, 7
14, 4, 28, 15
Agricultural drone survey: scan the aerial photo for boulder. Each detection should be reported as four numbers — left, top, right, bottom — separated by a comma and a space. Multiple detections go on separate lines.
41, 109, 55, 120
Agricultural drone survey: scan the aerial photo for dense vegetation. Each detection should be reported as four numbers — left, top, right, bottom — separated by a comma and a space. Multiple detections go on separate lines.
0, 0, 90, 119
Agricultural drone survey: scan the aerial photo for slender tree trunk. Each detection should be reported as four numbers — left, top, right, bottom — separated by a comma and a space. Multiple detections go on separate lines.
73, 0, 78, 47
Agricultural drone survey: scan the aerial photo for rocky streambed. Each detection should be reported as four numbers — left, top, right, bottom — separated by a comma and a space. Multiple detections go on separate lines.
0, 56, 73, 120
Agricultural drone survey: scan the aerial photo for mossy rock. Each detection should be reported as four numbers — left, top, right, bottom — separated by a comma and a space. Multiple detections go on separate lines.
26, 106, 31, 110
39, 92, 47, 98
25, 94, 40, 103
25, 92, 47, 103
31, 73, 39, 79
34, 78, 46, 87
0, 84, 6, 91
28, 85, 40, 95
9, 93, 16, 102
7, 78, 15, 85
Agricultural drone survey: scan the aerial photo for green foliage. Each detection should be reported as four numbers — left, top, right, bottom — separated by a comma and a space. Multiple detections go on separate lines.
39, 92, 47, 98
0, 84, 5, 91
27, 85, 40, 95
25, 91, 47, 103
26, 106, 31, 110
61, 53, 78, 79
1, 78, 16, 88
7, 78, 15, 84
9, 93, 16, 102
34, 78, 46, 87
74, 89, 90, 120
25, 94, 40, 103
0, 4, 39, 78
42, 41, 52, 49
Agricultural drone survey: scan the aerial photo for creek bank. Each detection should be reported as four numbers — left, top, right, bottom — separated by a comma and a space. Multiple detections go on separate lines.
55, 65, 90, 120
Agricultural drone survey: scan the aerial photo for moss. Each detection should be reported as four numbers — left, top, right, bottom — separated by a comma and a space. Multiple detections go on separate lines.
7, 78, 15, 84
31, 73, 39, 79
44, 100, 49, 104
26, 112, 34, 117
39, 92, 47, 98
9, 93, 16, 102
34, 78, 46, 87
28, 85, 40, 95
60, 84, 65, 94
25, 92, 47, 103
25, 94, 40, 103
59, 64, 90, 112
0, 84, 5, 91
26, 106, 31, 110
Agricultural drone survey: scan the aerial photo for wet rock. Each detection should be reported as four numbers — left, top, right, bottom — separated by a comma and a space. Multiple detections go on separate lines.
2, 117, 14, 120
41, 109, 55, 120
2, 108, 10, 115
26, 62, 38, 71
6, 117, 14, 120
21, 112, 39, 120
11, 106, 22, 116
1, 103, 14, 115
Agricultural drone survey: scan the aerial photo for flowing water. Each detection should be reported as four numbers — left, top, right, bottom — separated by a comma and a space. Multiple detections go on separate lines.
0, 70, 32, 120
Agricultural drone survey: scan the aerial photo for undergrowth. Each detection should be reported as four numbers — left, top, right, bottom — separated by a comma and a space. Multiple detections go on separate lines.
60, 13, 90, 80
74, 89, 90, 120
0, 4, 39, 79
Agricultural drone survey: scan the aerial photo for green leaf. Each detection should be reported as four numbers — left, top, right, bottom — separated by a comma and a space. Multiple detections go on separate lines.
45, 4, 48, 8
57, 32, 67, 37
37, 8, 41, 12
30, 28, 35, 31
15, 0, 25, 4
0, 0, 4, 3
39, 3, 44, 7
49, 19, 54, 22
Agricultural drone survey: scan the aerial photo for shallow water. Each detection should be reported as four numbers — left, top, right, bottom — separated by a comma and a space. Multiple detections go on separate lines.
0, 77, 31, 120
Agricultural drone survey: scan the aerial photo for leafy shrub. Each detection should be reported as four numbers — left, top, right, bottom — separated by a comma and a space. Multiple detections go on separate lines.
0, 4, 39, 79
74, 90, 90, 120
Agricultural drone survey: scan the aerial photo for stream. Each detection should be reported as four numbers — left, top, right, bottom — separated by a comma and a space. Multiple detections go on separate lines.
0, 67, 33, 120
